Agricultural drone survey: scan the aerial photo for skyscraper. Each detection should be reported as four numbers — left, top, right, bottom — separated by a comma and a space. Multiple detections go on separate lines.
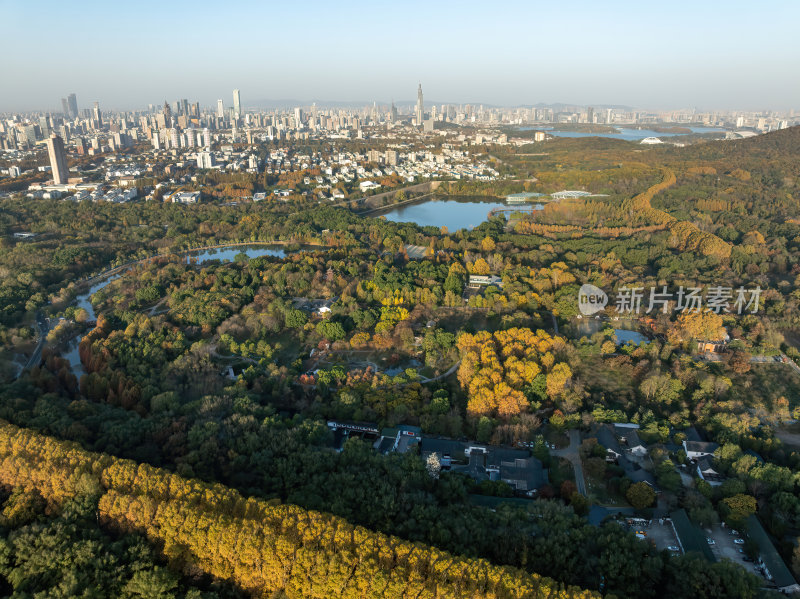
93, 102, 102, 127
46, 134, 69, 185
67, 93, 78, 118
163, 101, 172, 127
233, 89, 241, 118
61, 98, 69, 116
217, 99, 225, 119
416, 84, 424, 126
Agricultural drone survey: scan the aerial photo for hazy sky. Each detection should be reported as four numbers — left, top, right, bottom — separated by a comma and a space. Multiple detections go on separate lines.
2, 0, 798, 112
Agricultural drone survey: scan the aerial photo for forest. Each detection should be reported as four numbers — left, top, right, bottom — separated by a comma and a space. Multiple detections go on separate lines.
0, 127, 799, 598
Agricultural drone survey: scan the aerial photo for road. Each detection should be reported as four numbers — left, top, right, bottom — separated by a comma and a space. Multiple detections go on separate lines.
698, 351, 800, 375
420, 359, 461, 384
18, 313, 49, 377
551, 429, 587, 496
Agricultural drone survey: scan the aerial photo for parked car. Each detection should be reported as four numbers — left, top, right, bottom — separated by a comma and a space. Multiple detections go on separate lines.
707, 538, 715, 545
667, 545, 680, 552
734, 539, 745, 545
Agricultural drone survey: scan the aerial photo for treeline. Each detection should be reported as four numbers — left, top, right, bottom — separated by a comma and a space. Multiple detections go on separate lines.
0, 420, 596, 599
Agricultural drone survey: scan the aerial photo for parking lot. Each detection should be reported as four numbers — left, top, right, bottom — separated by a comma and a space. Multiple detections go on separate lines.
620, 518, 681, 554
704, 524, 760, 576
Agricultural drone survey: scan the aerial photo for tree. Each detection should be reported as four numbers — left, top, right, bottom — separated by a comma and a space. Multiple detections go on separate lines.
316, 320, 345, 342
481, 236, 496, 252
285, 308, 308, 328
677, 311, 725, 341
626, 482, 655, 510
425, 452, 441, 479
472, 258, 490, 275
721, 494, 757, 525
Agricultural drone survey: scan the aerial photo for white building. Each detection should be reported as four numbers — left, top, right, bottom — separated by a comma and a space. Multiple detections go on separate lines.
172, 191, 201, 204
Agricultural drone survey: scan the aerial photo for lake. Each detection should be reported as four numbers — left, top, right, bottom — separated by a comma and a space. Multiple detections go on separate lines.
379, 197, 540, 230
518, 126, 725, 141
186, 245, 288, 263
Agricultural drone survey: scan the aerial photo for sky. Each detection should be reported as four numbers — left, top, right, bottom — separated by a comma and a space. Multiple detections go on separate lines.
1, 0, 799, 113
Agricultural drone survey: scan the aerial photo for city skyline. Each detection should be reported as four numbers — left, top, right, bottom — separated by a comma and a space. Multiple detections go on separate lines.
2, 0, 799, 112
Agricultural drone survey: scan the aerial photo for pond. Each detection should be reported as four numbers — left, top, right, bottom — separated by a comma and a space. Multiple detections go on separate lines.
572, 318, 649, 345
378, 197, 540, 230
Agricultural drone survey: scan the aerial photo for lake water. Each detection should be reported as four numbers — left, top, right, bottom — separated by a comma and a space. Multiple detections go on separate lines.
60, 244, 300, 376
187, 245, 288, 263
379, 197, 540, 230
519, 126, 725, 141
572, 319, 649, 345
613, 329, 649, 345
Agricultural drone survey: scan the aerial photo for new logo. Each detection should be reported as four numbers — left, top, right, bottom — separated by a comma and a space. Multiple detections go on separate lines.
578, 284, 608, 316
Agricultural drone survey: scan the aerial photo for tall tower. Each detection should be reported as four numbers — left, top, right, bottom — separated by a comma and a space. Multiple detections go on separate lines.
46, 134, 69, 185
93, 102, 102, 127
61, 98, 69, 116
233, 89, 241, 118
416, 84, 424, 125
217, 99, 225, 119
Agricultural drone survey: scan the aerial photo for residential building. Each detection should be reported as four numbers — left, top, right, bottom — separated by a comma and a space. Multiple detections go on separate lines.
420, 438, 548, 495
696, 458, 724, 486
467, 275, 503, 289
196, 152, 216, 169
683, 440, 719, 460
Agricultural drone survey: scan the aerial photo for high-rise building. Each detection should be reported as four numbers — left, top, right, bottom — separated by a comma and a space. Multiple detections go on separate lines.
93, 102, 102, 127
163, 101, 172, 127
217, 99, 225, 119
61, 98, 70, 116
233, 89, 241, 118
416, 84, 424, 125
67, 93, 78, 118
587, 107, 594, 124
203, 128, 211, 148
46, 134, 69, 184
197, 151, 216, 169
39, 116, 51, 138
294, 107, 303, 129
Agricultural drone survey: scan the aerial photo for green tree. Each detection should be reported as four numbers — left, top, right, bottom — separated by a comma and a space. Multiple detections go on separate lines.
626, 482, 655, 510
